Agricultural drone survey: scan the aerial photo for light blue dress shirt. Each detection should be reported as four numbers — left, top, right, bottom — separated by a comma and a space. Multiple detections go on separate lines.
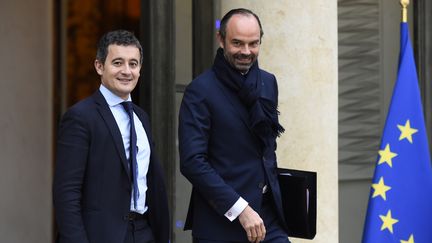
99, 84, 150, 214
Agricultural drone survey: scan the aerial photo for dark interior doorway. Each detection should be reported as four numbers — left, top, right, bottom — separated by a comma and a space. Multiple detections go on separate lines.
60, 0, 141, 108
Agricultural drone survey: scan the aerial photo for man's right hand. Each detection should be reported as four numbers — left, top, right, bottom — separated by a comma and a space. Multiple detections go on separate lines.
238, 205, 266, 242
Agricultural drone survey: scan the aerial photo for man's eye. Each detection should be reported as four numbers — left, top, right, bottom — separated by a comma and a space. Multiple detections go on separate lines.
232, 42, 241, 47
130, 63, 138, 68
113, 61, 122, 66
251, 42, 260, 48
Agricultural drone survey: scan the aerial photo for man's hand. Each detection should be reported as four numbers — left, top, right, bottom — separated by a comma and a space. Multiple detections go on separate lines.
238, 205, 266, 242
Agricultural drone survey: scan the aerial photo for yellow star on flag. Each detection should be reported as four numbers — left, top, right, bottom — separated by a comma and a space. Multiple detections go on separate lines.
371, 177, 391, 200
378, 144, 398, 167
379, 210, 399, 233
400, 234, 415, 243
397, 120, 418, 143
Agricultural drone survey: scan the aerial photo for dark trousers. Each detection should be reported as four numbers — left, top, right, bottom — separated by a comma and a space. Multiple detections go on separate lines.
124, 213, 155, 243
194, 193, 290, 243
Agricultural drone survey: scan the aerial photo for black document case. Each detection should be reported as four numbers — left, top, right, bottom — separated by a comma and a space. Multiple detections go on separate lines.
277, 168, 317, 239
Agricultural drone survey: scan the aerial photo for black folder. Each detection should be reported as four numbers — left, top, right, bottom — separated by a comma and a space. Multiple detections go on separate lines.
277, 168, 317, 239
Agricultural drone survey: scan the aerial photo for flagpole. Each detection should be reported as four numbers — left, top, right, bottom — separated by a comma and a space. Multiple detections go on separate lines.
400, 0, 409, 23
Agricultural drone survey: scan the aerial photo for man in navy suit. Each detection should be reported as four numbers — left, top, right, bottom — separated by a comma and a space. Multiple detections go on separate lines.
179, 8, 291, 243
53, 30, 169, 243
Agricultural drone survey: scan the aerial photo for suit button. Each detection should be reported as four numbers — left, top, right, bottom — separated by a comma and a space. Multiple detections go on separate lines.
262, 156, 266, 161
258, 182, 265, 189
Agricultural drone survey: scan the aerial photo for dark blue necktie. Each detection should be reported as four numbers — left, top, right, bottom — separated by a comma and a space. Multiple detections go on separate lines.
121, 101, 139, 209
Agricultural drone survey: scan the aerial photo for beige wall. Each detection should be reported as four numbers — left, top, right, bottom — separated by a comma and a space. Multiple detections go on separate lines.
0, 1, 53, 242
220, 1, 338, 242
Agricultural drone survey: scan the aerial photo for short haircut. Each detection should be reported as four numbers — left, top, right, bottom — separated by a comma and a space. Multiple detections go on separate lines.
96, 30, 143, 64
218, 8, 264, 42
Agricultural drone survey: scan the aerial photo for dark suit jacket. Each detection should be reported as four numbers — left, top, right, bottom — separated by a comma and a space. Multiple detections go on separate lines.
179, 68, 288, 241
53, 90, 169, 243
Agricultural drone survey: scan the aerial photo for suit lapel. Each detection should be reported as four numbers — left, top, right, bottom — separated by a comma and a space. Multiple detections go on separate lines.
93, 91, 131, 181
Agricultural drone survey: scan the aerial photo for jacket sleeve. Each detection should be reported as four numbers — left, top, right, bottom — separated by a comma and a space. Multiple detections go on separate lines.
53, 108, 90, 243
178, 82, 241, 216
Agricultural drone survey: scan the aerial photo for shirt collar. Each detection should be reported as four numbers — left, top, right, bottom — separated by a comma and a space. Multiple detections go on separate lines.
99, 84, 132, 107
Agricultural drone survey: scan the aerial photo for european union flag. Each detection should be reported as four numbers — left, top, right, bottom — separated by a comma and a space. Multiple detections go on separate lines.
362, 23, 432, 243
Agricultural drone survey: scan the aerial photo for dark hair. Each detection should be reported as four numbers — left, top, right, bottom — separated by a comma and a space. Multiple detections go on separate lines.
96, 30, 143, 64
219, 8, 264, 42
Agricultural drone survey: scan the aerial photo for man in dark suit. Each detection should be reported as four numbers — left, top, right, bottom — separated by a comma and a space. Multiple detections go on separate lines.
53, 30, 169, 243
179, 8, 291, 243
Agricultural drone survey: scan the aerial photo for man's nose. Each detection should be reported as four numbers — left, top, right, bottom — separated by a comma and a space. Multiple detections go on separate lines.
241, 45, 251, 55
121, 65, 132, 74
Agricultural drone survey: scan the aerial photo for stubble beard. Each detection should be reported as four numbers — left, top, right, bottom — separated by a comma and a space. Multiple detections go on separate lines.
224, 51, 257, 73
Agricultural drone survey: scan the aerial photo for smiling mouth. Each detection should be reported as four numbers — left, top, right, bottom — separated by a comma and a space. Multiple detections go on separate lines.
236, 59, 252, 65
118, 78, 132, 82
235, 55, 253, 62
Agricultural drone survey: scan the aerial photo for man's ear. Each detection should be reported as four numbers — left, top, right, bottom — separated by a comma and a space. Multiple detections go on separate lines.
216, 31, 224, 49
94, 59, 104, 75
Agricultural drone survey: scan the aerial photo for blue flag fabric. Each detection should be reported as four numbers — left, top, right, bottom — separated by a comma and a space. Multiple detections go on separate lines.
362, 23, 432, 243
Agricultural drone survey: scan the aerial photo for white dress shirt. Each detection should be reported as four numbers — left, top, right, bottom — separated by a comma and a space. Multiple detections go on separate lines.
225, 197, 248, 221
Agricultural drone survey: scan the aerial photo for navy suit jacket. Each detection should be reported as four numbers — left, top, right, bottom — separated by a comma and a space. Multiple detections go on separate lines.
179, 68, 288, 241
53, 90, 169, 243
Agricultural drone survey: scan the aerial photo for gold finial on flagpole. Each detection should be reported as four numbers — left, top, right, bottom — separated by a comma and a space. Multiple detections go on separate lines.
400, 0, 409, 23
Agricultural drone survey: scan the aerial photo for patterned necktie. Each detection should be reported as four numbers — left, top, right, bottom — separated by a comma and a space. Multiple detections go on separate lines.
121, 101, 139, 209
